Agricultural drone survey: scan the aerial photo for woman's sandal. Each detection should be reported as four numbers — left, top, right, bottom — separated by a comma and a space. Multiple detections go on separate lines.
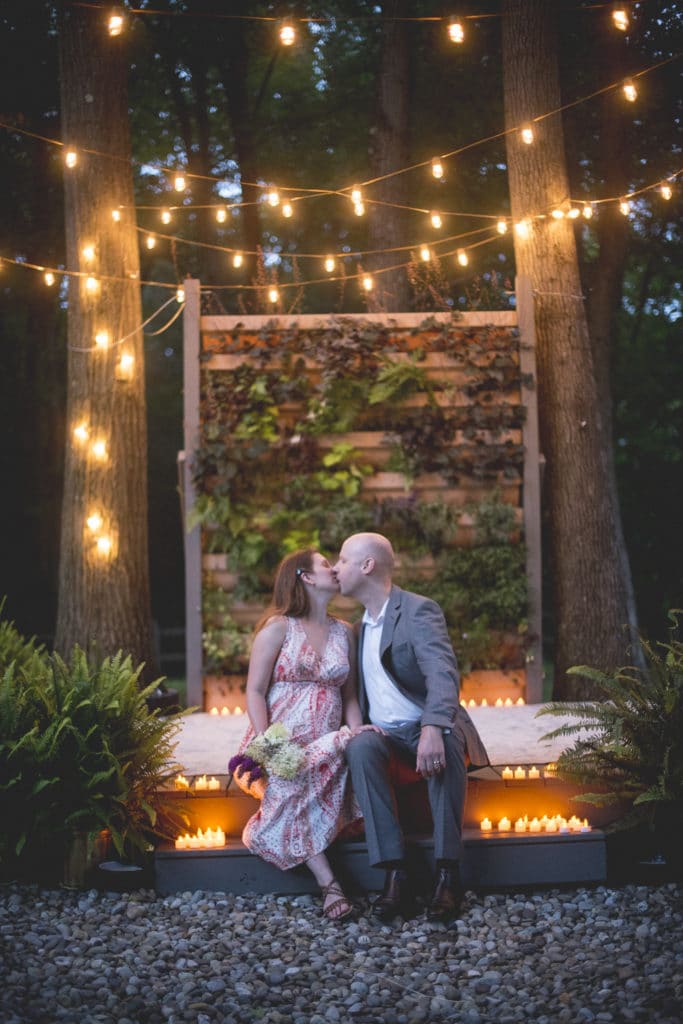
321, 879, 353, 922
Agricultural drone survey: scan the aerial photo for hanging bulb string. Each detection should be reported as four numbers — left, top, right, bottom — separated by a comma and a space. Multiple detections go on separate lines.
67, 294, 181, 352
143, 299, 185, 336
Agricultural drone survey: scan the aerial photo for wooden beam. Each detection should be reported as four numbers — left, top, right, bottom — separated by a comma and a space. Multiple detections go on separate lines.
182, 278, 203, 709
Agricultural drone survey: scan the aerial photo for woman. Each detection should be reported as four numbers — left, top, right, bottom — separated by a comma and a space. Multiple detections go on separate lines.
232, 548, 373, 921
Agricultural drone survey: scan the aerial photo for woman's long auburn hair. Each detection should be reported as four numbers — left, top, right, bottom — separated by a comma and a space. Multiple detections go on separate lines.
254, 548, 317, 633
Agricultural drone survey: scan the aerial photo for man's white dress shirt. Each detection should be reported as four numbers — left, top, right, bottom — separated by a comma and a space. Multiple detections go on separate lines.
361, 599, 422, 730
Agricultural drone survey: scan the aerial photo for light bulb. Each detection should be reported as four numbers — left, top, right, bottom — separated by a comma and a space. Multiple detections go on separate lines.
174, 174, 185, 192
82, 244, 95, 263
456, 249, 469, 266
108, 12, 124, 37
73, 422, 90, 444
91, 438, 108, 461
619, 200, 631, 216
161, 209, 171, 225
622, 78, 637, 102
515, 219, 531, 238
215, 206, 227, 223
267, 189, 280, 207
567, 207, 580, 219
351, 186, 363, 205
583, 203, 594, 219
324, 256, 335, 273
279, 22, 296, 46
612, 4, 629, 31
232, 252, 243, 269
420, 245, 431, 262
431, 157, 444, 179
176, 286, 185, 303
660, 183, 673, 200
86, 512, 103, 532
111, 208, 121, 223
430, 211, 443, 229
268, 286, 279, 303
353, 201, 365, 217
282, 201, 293, 218
44, 271, 55, 286
551, 208, 565, 219
96, 535, 113, 556
447, 19, 464, 44
64, 149, 77, 168
146, 234, 156, 250
95, 329, 110, 349
85, 275, 99, 294
117, 352, 135, 380
520, 124, 534, 145
497, 219, 508, 234
362, 274, 373, 292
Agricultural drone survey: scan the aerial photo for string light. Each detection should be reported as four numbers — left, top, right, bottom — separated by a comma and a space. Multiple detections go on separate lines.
622, 78, 638, 102
582, 203, 594, 219
551, 208, 565, 219
354, 201, 365, 216
64, 149, 78, 168
176, 286, 185, 302
456, 248, 469, 266
620, 199, 632, 215
279, 22, 296, 46
85, 275, 99, 294
44, 271, 55, 286
430, 211, 443, 229
174, 174, 186, 192
282, 201, 294, 218
215, 206, 227, 223
520, 124, 534, 145
82, 244, 95, 263
420, 245, 431, 262
660, 183, 673, 200
612, 3, 629, 31
161, 209, 172, 225
108, 11, 124, 37
324, 256, 335, 273
86, 512, 103, 532
267, 286, 279, 303
232, 252, 243, 269
350, 186, 363, 205
515, 219, 531, 238
362, 274, 373, 292
111, 208, 121, 223
266, 189, 280, 207
73, 422, 90, 444
567, 207, 581, 219
497, 219, 508, 234
96, 535, 113, 557
116, 351, 135, 381
146, 234, 156, 250
447, 19, 465, 44
94, 329, 111, 349
431, 157, 444, 180
91, 438, 108, 461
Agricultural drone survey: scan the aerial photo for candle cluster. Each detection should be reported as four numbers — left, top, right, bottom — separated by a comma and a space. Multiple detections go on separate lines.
501, 764, 554, 780
174, 827, 226, 849
209, 705, 245, 716
461, 697, 526, 708
174, 774, 221, 791
480, 815, 592, 834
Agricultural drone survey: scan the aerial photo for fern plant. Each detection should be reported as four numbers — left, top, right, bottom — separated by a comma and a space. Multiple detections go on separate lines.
538, 610, 683, 840
0, 597, 44, 676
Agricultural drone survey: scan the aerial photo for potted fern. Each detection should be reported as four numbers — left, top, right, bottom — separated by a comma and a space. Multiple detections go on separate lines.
538, 610, 683, 877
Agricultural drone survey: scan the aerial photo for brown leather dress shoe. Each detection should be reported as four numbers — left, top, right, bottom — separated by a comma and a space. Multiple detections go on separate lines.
372, 868, 410, 920
426, 867, 463, 921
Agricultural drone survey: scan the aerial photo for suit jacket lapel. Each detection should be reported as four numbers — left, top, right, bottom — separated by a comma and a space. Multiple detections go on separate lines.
379, 585, 402, 658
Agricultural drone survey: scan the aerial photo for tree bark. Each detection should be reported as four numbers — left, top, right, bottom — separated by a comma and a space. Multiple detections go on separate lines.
55, 3, 155, 674
502, 0, 632, 698
367, 0, 411, 311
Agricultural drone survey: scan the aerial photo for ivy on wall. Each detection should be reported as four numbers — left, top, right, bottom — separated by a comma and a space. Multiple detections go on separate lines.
192, 316, 532, 675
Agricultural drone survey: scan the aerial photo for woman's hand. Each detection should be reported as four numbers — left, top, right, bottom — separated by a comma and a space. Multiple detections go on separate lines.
350, 723, 385, 737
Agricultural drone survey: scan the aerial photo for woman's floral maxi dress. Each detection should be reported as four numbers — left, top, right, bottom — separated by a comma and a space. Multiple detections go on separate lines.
234, 616, 362, 870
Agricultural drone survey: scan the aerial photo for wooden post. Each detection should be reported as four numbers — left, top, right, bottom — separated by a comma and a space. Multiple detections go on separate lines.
517, 275, 544, 703
182, 278, 203, 708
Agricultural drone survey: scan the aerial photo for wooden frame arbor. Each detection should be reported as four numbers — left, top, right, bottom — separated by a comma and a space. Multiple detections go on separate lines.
179, 277, 543, 709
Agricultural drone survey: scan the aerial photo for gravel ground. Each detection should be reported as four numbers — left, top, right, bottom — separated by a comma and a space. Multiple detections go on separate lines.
0, 882, 681, 1024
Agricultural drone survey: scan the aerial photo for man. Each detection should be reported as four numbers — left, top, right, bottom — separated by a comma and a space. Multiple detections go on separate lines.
333, 532, 490, 922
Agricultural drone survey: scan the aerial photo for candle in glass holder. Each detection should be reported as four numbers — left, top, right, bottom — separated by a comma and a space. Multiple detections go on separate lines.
516, 697, 525, 705
195, 774, 208, 791
468, 698, 476, 708
498, 816, 512, 832
502, 766, 514, 780
481, 698, 488, 707
568, 815, 583, 832
480, 817, 493, 832
528, 766, 540, 780
174, 834, 189, 849
208, 776, 221, 791
544, 762, 557, 777
514, 766, 526, 780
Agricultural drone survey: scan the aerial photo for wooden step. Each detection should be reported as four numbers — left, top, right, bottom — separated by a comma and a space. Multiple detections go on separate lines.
155, 829, 606, 895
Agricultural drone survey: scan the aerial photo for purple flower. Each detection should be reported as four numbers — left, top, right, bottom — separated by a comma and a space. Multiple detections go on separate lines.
229, 753, 259, 778
247, 766, 264, 785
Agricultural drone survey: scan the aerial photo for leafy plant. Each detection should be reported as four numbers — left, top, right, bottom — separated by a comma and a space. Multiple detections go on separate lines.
0, 645, 190, 878
537, 610, 683, 842
0, 597, 44, 676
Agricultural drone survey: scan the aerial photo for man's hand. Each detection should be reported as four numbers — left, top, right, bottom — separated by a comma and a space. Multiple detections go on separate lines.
416, 724, 445, 778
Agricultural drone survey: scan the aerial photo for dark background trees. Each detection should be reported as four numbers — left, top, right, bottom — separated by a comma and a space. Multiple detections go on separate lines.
0, 1, 680, 687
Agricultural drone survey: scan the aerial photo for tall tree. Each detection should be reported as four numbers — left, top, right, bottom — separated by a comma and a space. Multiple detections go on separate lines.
502, 0, 635, 697
55, 3, 155, 672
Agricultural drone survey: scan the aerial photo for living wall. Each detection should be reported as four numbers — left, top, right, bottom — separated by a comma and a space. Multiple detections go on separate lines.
190, 314, 535, 693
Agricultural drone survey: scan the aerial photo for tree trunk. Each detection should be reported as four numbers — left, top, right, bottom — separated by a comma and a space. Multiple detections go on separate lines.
55, 4, 155, 674
367, 0, 411, 311
502, 0, 631, 698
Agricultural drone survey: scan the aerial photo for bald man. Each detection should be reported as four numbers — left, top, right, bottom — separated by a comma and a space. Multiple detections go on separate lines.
333, 532, 489, 922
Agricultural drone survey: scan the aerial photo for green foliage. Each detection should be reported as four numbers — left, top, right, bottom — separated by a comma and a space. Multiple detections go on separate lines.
0, 597, 44, 677
202, 587, 253, 675
538, 611, 683, 837
0, 644, 190, 877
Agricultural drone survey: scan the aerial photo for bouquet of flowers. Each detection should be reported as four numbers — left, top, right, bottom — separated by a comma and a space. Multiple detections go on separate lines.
228, 722, 306, 786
